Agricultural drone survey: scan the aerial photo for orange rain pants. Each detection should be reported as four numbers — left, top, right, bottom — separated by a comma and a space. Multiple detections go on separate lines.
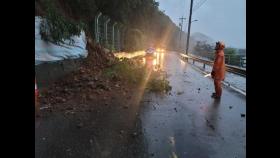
212, 50, 225, 97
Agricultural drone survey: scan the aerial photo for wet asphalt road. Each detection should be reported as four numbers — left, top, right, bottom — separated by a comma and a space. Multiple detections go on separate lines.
191, 61, 246, 92
139, 51, 246, 158
35, 51, 246, 158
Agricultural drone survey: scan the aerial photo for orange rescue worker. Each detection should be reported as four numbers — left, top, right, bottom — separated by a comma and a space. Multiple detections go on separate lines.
211, 41, 226, 99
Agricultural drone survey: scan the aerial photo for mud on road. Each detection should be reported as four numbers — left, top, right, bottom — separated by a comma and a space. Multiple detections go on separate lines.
36, 71, 150, 158
35, 50, 155, 158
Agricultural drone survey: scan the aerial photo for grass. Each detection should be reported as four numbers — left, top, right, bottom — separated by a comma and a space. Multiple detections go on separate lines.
103, 57, 172, 93
103, 57, 145, 84
146, 77, 172, 93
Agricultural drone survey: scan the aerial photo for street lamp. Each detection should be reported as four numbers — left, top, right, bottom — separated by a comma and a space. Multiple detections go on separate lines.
191, 19, 198, 23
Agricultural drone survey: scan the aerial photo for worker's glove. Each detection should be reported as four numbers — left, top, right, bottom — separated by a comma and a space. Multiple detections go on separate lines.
211, 71, 215, 78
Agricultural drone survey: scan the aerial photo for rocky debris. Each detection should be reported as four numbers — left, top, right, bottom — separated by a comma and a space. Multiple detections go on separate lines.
39, 41, 120, 107
206, 119, 215, 130
177, 91, 184, 95
36, 43, 148, 157
120, 130, 125, 135
87, 94, 95, 100
131, 132, 138, 138
96, 83, 107, 90
66, 107, 74, 111
76, 122, 83, 129
95, 90, 102, 95
94, 77, 99, 81
87, 81, 95, 88
89, 139, 93, 144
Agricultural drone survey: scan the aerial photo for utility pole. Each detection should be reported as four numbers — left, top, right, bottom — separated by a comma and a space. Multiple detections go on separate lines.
186, 0, 194, 55
179, 16, 186, 50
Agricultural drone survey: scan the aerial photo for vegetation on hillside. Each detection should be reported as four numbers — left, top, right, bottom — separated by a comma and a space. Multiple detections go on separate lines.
193, 41, 245, 66
35, 0, 182, 51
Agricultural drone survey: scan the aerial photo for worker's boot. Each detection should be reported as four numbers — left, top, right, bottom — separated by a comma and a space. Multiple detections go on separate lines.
213, 95, 221, 99
211, 93, 221, 99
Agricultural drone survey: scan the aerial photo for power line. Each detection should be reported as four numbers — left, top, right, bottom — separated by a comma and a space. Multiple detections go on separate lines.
193, 0, 208, 13
183, 0, 207, 31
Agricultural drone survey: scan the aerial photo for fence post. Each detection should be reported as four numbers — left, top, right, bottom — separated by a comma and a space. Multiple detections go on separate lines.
105, 18, 110, 47
95, 12, 102, 43
120, 26, 126, 51
112, 22, 117, 51
117, 28, 120, 51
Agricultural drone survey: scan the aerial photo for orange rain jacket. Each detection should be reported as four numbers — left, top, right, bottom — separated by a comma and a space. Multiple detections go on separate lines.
212, 50, 225, 80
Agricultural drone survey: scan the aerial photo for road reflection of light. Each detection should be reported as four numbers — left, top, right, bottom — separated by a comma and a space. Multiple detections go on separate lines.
115, 51, 146, 59
131, 52, 166, 111
153, 58, 157, 66
180, 59, 186, 67
143, 57, 146, 64
160, 53, 164, 68
156, 52, 160, 61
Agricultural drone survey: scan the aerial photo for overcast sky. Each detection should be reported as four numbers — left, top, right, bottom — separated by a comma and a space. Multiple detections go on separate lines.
157, 0, 246, 49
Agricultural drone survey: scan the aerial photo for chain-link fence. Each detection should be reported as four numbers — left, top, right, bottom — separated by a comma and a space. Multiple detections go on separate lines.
93, 12, 123, 52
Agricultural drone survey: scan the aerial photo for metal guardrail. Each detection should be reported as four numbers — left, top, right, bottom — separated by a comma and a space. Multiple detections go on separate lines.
180, 53, 246, 77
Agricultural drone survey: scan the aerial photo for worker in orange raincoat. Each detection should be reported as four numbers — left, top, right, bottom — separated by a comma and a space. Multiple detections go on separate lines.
211, 41, 226, 99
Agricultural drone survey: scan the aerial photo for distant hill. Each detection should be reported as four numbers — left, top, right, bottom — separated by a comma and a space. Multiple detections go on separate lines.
191, 32, 215, 45
188, 32, 215, 52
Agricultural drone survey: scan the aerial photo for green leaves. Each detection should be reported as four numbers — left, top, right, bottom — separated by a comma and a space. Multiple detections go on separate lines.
39, 0, 83, 45
103, 58, 145, 84
146, 77, 172, 93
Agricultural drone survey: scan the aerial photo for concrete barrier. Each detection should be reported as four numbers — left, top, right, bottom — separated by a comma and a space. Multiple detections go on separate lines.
35, 58, 84, 89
